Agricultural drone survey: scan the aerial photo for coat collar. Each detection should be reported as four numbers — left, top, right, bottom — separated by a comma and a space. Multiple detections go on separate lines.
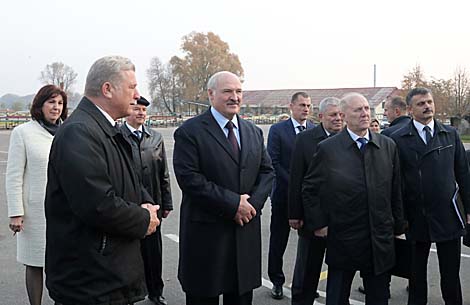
77, 97, 120, 137
389, 115, 411, 127
337, 128, 381, 151
200, 109, 243, 165
394, 119, 451, 155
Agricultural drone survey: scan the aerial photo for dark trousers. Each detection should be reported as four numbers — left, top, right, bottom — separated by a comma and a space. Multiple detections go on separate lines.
408, 238, 462, 305
291, 234, 326, 305
186, 290, 253, 305
268, 201, 291, 285
141, 225, 164, 298
326, 268, 389, 305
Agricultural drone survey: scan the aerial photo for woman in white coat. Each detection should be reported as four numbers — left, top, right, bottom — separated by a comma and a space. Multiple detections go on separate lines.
6, 84, 67, 305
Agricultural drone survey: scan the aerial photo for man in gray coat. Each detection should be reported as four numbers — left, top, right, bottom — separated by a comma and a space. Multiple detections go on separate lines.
121, 96, 173, 305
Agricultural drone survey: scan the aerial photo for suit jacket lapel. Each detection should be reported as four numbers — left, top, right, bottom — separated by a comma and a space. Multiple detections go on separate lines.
202, 110, 240, 164
239, 116, 250, 167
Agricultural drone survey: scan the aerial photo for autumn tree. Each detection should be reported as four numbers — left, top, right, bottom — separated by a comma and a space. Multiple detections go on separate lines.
39, 62, 78, 93
401, 64, 429, 90
147, 57, 183, 114
429, 78, 453, 120
172, 31, 244, 102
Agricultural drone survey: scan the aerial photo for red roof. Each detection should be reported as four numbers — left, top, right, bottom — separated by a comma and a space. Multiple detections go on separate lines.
242, 87, 399, 109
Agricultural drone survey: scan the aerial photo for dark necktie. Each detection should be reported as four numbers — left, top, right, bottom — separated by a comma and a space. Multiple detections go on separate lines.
133, 130, 142, 140
225, 121, 239, 159
297, 125, 306, 133
357, 137, 367, 152
424, 126, 432, 145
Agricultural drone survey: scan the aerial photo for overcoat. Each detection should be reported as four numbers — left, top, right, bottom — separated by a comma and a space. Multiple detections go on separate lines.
6, 120, 53, 267
302, 129, 406, 274
390, 120, 470, 242
288, 123, 328, 236
45, 97, 151, 305
173, 109, 273, 296
381, 116, 412, 137
121, 124, 173, 214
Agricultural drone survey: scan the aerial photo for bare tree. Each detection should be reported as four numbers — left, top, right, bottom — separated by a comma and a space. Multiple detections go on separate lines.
39, 62, 78, 93
451, 67, 470, 117
147, 57, 182, 114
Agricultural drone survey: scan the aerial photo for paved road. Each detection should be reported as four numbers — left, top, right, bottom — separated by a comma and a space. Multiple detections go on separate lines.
2, 126, 470, 305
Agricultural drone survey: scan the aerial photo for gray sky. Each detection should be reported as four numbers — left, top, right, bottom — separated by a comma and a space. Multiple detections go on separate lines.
1, 0, 469, 98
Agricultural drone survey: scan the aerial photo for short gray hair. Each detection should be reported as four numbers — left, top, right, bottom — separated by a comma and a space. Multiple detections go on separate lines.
318, 97, 340, 113
85, 56, 135, 97
340, 92, 368, 112
207, 71, 239, 90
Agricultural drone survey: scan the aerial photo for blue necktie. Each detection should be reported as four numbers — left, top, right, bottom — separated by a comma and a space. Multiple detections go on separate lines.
424, 126, 432, 145
133, 130, 142, 140
357, 138, 367, 152
297, 125, 306, 133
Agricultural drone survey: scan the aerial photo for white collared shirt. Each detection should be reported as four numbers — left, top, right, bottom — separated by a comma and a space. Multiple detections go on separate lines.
291, 118, 307, 134
94, 104, 117, 127
210, 107, 241, 148
347, 128, 370, 149
124, 121, 143, 134
413, 120, 434, 144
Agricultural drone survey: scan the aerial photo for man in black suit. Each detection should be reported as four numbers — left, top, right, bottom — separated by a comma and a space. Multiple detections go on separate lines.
390, 87, 470, 305
267, 92, 314, 299
381, 96, 411, 137
302, 93, 407, 305
173, 71, 274, 305
121, 96, 173, 305
288, 97, 343, 305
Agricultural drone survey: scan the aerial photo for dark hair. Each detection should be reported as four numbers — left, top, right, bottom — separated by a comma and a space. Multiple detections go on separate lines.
406, 88, 432, 106
30, 85, 68, 121
291, 91, 309, 103
371, 118, 380, 125
389, 96, 407, 111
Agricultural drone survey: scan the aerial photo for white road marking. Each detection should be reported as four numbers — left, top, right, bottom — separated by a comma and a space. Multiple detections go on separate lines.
164, 233, 365, 304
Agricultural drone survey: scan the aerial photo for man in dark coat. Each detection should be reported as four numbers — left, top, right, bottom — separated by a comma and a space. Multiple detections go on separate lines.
302, 93, 407, 305
121, 96, 173, 305
381, 96, 412, 137
390, 87, 470, 305
267, 91, 314, 299
288, 97, 343, 305
173, 71, 274, 305
45, 56, 159, 305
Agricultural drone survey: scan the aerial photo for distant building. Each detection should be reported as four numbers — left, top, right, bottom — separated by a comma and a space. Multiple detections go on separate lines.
242, 87, 399, 120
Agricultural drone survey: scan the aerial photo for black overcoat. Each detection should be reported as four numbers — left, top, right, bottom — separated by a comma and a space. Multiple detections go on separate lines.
302, 129, 406, 275
173, 109, 274, 296
390, 120, 470, 242
45, 97, 151, 305
288, 124, 328, 236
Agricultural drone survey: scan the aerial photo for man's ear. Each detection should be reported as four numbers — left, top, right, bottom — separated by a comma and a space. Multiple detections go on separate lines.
102, 82, 113, 98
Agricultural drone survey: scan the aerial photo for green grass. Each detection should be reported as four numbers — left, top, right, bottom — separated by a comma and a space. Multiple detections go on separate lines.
460, 134, 470, 143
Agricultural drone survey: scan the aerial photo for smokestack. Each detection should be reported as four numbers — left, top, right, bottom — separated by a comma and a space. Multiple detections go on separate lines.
373, 64, 376, 87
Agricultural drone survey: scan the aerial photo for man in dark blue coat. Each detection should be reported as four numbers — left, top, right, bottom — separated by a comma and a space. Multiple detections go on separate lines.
173, 71, 273, 305
381, 96, 411, 137
267, 92, 314, 299
391, 87, 470, 305
288, 97, 343, 305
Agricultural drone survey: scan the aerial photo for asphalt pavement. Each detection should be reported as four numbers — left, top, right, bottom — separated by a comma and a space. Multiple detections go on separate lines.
2, 126, 470, 305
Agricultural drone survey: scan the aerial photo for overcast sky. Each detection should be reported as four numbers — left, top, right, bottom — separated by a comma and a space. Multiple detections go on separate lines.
1, 0, 469, 98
